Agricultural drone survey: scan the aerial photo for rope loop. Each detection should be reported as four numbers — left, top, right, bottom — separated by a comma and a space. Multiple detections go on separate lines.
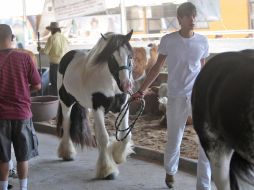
115, 97, 145, 141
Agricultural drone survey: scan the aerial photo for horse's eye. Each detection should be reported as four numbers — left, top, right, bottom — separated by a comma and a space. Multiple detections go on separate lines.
128, 59, 133, 68
128, 55, 133, 60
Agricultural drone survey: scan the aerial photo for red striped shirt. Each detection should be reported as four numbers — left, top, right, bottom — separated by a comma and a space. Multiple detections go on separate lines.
0, 49, 41, 119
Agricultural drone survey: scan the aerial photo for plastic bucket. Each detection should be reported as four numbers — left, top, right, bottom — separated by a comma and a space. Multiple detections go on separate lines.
31, 96, 59, 122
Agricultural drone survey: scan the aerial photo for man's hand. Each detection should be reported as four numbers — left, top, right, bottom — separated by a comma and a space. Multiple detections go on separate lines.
37, 46, 41, 52
131, 90, 145, 100
37, 42, 41, 52
30, 83, 41, 93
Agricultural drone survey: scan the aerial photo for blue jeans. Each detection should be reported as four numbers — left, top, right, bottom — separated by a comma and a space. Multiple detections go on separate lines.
49, 63, 59, 96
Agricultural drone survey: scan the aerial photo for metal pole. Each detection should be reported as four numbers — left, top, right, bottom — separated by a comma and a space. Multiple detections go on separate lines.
37, 32, 43, 96
120, 0, 127, 34
22, 0, 26, 48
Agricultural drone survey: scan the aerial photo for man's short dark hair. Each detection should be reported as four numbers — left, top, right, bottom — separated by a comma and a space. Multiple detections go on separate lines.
0, 24, 13, 42
177, 2, 197, 18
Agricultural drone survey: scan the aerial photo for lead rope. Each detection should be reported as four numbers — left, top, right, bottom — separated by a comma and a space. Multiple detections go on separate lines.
115, 95, 145, 141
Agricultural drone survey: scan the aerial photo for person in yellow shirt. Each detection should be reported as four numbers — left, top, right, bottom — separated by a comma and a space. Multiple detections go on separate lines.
38, 22, 69, 96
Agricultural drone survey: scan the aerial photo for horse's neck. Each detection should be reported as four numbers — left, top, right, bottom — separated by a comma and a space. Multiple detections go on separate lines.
80, 52, 111, 81
73, 51, 91, 77
86, 50, 97, 65
82, 40, 117, 85
87, 41, 107, 64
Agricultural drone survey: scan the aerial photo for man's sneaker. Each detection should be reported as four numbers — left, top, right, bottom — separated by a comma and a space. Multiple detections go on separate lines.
9, 168, 18, 178
165, 174, 174, 188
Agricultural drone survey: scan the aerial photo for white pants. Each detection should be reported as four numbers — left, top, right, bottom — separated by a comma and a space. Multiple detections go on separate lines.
164, 96, 211, 190
197, 143, 211, 190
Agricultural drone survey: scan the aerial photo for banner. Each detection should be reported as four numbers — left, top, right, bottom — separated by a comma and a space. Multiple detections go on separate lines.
0, 0, 44, 18
53, 0, 106, 21
189, 0, 221, 21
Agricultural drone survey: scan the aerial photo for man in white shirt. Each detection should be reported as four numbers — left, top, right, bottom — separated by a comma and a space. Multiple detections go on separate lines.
132, 2, 211, 189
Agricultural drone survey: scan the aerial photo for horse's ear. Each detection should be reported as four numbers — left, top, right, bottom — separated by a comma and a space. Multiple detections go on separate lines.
125, 29, 133, 41
101, 33, 107, 40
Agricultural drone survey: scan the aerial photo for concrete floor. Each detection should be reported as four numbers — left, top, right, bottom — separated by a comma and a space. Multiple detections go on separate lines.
9, 133, 216, 190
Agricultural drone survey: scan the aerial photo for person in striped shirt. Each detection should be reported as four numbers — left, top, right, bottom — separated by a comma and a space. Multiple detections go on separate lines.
0, 24, 41, 190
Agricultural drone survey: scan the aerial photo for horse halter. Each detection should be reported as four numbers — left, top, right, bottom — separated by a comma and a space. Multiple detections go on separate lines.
108, 53, 132, 92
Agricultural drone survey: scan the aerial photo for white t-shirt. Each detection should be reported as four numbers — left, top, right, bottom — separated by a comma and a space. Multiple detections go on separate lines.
158, 31, 209, 97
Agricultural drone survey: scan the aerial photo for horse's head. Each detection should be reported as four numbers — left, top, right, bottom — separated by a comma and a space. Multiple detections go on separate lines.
96, 30, 134, 93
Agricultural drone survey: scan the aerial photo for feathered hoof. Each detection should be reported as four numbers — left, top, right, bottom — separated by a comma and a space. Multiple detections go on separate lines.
58, 150, 76, 161
58, 140, 76, 161
103, 172, 117, 180
111, 140, 134, 164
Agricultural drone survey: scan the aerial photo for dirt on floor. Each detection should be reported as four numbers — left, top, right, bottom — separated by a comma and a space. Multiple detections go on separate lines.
104, 112, 199, 160
48, 111, 199, 160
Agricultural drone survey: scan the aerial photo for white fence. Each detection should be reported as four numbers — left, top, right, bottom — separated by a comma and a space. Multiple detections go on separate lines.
27, 30, 254, 54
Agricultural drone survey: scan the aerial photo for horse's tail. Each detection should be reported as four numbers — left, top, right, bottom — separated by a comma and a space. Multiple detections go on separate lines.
70, 103, 97, 148
230, 152, 254, 190
56, 102, 63, 137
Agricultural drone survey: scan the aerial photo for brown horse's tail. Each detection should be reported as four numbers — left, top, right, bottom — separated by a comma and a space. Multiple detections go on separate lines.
56, 102, 97, 148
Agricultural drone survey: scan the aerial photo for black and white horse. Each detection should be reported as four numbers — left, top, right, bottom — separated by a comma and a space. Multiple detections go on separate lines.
56, 31, 134, 179
192, 50, 254, 190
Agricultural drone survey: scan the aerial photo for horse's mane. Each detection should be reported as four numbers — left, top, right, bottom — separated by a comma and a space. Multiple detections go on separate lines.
87, 32, 132, 65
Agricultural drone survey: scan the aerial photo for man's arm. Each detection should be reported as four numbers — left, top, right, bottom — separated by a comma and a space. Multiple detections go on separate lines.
138, 54, 167, 93
27, 54, 42, 93
30, 83, 41, 93
40, 36, 52, 55
200, 58, 206, 68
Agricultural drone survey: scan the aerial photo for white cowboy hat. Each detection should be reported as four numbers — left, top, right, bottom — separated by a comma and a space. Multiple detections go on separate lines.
46, 22, 63, 30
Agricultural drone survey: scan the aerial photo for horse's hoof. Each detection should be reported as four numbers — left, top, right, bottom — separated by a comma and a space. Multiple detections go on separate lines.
103, 173, 117, 180
63, 157, 74, 161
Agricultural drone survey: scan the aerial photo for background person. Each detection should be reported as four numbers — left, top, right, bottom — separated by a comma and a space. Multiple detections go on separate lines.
38, 21, 69, 96
0, 24, 41, 190
132, 2, 211, 190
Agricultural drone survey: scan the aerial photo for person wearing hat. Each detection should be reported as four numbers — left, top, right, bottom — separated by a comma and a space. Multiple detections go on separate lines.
38, 21, 69, 96
0, 24, 41, 190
